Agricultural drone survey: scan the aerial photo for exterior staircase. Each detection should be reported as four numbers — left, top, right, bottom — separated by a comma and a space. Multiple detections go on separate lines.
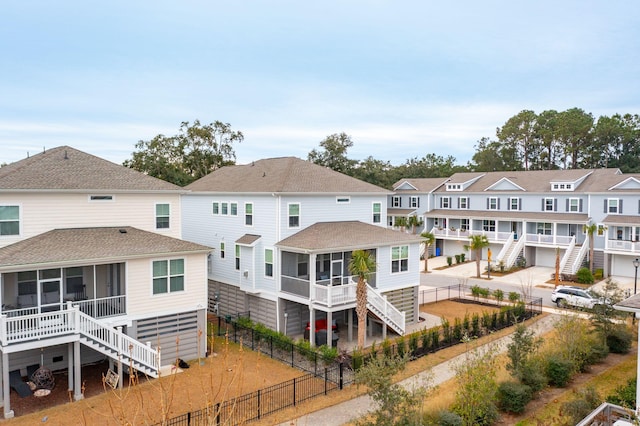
0, 307, 159, 378
366, 284, 405, 335
561, 240, 588, 276
501, 236, 525, 269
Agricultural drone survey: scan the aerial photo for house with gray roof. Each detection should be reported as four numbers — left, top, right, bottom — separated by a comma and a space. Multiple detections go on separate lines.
391, 168, 640, 279
182, 157, 422, 347
0, 147, 210, 418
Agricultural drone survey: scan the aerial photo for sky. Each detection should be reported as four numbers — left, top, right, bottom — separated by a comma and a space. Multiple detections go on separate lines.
1, 1, 639, 168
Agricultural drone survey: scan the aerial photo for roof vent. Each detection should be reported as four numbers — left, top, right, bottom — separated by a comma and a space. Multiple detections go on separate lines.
64, 150, 69, 160
119, 229, 127, 234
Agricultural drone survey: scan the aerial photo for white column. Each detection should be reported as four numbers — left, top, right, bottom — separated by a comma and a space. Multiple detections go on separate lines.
74, 341, 83, 400
68, 343, 74, 393
2, 352, 12, 418
309, 308, 315, 346
553, 223, 558, 245
326, 311, 333, 346
347, 308, 353, 342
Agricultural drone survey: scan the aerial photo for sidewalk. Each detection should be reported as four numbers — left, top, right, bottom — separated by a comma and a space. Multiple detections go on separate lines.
279, 313, 559, 426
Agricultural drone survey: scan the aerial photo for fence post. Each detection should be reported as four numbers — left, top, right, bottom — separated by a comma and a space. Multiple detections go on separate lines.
291, 342, 294, 367
339, 362, 344, 389
251, 328, 255, 351
293, 377, 297, 406
214, 402, 221, 426
257, 389, 261, 419
324, 367, 328, 395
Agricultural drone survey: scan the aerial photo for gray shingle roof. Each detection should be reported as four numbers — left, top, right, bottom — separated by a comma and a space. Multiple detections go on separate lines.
0, 227, 211, 269
186, 157, 390, 194
392, 178, 448, 193
602, 215, 640, 225
615, 293, 640, 312
236, 234, 262, 245
276, 221, 423, 252
0, 146, 182, 191
428, 209, 589, 223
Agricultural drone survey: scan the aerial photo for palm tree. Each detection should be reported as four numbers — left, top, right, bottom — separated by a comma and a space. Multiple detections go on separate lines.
394, 216, 408, 232
464, 234, 490, 278
420, 231, 435, 272
583, 223, 598, 272
408, 215, 423, 234
348, 249, 376, 349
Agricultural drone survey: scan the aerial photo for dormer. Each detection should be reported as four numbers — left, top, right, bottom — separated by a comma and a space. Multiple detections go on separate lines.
609, 177, 640, 190
550, 171, 592, 192
445, 174, 484, 192
394, 181, 418, 191
484, 177, 525, 191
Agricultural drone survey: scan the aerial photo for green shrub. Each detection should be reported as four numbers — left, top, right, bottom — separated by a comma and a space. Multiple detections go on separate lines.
430, 328, 440, 349
452, 318, 463, 342
460, 253, 466, 262
455, 254, 461, 264
462, 314, 470, 334
471, 313, 480, 337
561, 387, 601, 425
576, 267, 594, 284
436, 410, 463, 426
493, 289, 504, 303
319, 345, 338, 363
607, 326, 633, 354
594, 268, 603, 280
441, 318, 452, 344
491, 312, 498, 329
471, 285, 481, 301
546, 356, 574, 387
382, 339, 393, 358
408, 333, 419, 356
606, 378, 636, 408
351, 348, 364, 370
497, 381, 532, 414
447, 256, 453, 266
478, 287, 491, 299
521, 359, 548, 392
420, 329, 429, 352
397, 337, 406, 358
508, 291, 520, 303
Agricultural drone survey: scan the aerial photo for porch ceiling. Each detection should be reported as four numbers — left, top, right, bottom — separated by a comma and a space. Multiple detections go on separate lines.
428, 209, 588, 223
276, 220, 422, 253
0, 226, 211, 270
602, 214, 640, 226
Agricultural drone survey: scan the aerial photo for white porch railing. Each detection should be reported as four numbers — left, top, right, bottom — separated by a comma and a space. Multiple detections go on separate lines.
1, 310, 74, 345
73, 295, 126, 318
570, 239, 590, 274
496, 232, 515, 262
366, 284, 405, 335
431, 227, 471, 239
558, 236, 576, 273
505, 236, 526, 269
312, 282, 357, 307
525, 234, 574, 246
606, 239, 640, 253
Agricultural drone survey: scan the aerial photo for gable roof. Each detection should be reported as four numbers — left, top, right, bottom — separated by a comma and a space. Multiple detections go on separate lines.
392, 178, 448, 193
276, 221, 422, 252
186, 157, 390, 194
0, 146, 182, 192
0, 227, 211, 270
484, 177, 525, 191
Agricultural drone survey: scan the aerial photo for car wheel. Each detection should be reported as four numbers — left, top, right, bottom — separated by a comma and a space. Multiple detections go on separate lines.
556, 299, 568, 308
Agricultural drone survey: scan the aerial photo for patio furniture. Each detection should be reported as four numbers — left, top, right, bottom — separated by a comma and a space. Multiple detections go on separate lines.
9, 370, 32, 397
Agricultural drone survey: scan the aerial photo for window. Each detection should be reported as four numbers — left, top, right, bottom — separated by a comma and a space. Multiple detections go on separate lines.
212, 202, 219, 215
17, 271, 37, 295
0, 206, 19, 236
336, 197, 350, 204
235, 245, 240, 270
221, 202, 228, 215
372, 203, 381, 223
568, 198, 580, 212
409, 196, 420, 208
265, 249, 273, 277
483, 220, 496, 232
152, 259, 184, 294
459, 197, 468, 209
536, 223, 552, 235
488, 197, 498, 210
220, 242, 225, 259
392, 196, 401, 208
65, 267, 84, 296
446, 184, 462, 191
441, 197, 451, 209
155, 204, 170, 229
288, 203, 300, 228
597, 224, 606, 236
230, 203, 238, 216
461, 219, 469, 231
606, 199, 621, 214
391, 246, 409, 273
543, 198, 555, 211
388, 216, 394, 226
509, 198, 520, 211
89, 195, 113, 201
245, 203, 253, 226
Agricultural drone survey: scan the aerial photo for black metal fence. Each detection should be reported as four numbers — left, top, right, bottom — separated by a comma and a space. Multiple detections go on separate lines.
159, 363, 349, 426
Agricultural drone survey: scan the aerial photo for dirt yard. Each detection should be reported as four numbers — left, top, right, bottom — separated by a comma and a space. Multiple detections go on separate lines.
421, 299, 502, 323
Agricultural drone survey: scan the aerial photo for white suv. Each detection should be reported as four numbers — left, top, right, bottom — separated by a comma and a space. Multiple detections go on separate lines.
551, 286, 608, 309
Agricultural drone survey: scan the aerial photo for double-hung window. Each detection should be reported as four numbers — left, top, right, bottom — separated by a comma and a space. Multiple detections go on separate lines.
536, 223, 552, 235
235, 245, 240, 270
441, 197, 451, 209
0, 206, 19, 236
606, 199, 621, 214
483, 220, 496, 232
509, 198, 520, 211
372, 203, 381, 223
409, 196, 419, 208
152, 259, 184, 294
265, 249, 273, 277
568, 198, 580, 212
488, 197, 498, 210
230, 203, 238, 216
245, 203, 253, 226
212, 202, 220, 215
220, 242, 225, 259
459, 197, 468, 209
221, 202, 228, 215
155, 204, 170, 229
288, 203, 300, 228
392, 196, 401, 208
391, 246, 409, 273
543, 198, 555, 211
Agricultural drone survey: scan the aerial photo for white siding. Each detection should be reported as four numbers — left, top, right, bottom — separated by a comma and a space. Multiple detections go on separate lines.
0, 192, 182, 248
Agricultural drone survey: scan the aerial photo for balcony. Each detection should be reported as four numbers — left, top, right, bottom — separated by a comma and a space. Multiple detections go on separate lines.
525, 234, 574, 246
606, 239, 640, 253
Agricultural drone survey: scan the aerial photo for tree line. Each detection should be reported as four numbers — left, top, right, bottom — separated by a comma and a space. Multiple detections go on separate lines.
124, 109, 640, 187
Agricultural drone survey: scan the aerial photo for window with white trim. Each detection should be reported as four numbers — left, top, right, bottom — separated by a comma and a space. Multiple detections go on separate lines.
509, 197, 520, 211
288, 203, 300, 228
212, 202, 219, 215
607, 198, 620, 214
220, 242, 225, 259
488, 197, 498, 210
568, 198, 579, 212
372, 203, 381, 223
221, 202, 228, 215
536, 223, 552, 235
409, 196, 419, 208
235, 245, 240, 270
391, 245, 409, 273
461, 219, 469, 231
459, 197, 468, 209
336, 196, 350, 204
230, 202, 238, 216
544, 198, 555, 211
0, 206, 19, 236
392, 196, 401, 208
483, 220, 496, 232
155, 204, 170, 229
265, 249, 273, 277
441, 197, 451, 209
152, 259, 184, 294
245, 203, 253, 226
